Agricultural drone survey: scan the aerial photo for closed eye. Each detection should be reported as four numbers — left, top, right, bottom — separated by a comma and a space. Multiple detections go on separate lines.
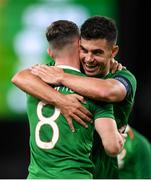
92, 49, 104, 56
80, 45, 88, 53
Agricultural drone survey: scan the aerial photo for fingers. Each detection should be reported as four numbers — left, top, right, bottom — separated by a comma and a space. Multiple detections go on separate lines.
67, 94, 93, 118
79, 106, 92, 120
30, 64, 48, 73
31, 67, 47, 79
117, 63, 123, 71
73, 94, 86, 103
65, 114, 91, 132
65, 117, 75, 132
29, 64, 38, 71
30, 64, 45, 75
65, 114, 90, 132
74, 108, 92, 123
111, 60, 118, 73
110, 59, 126, 73
71, 114, 89, 128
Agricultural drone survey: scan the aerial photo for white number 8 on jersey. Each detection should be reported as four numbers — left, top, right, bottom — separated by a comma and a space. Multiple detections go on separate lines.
35, 101, 60, 149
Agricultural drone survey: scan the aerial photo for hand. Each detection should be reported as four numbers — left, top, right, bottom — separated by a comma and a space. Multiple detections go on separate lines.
30, 64, 64, 85
110, 58, 126, 73
56, 94, 93, 132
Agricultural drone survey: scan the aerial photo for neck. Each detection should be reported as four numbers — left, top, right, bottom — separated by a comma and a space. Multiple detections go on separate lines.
54, 51, 80, 70
55, 58, 80, 69
103, 61, 111, 76
100, 67, 110, 77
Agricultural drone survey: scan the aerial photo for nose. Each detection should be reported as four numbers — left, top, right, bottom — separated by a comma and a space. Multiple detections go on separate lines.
85, 52, 94, 63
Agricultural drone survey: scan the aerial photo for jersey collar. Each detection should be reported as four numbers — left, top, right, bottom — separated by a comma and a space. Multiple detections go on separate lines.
56, 65, 81, 72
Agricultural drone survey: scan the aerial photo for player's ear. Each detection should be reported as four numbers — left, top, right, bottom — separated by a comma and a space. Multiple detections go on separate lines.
47, 48, 54, 58
112, 45, 119, 58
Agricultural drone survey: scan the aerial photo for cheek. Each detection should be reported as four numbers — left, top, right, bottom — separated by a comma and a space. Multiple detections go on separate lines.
96, 57, 105, 65
80, 50, 84, 56
80, 52, 86, 61
97, 56, 109, 64
79, 52, 83, 58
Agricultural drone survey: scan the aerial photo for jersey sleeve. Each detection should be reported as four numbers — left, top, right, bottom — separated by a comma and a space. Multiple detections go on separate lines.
114, 76, 130, 95
93, 101, 115, 121
109, 69, 137, 98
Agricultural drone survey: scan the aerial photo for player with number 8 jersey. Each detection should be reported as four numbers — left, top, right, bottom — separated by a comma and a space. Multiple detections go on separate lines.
26, 67, 114, 179
12, 20, 124, 179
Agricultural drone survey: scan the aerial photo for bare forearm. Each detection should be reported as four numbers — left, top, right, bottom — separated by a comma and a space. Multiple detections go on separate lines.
61, 73, 123, 102
11, 69, 63, 106
30, 65, 126, 102
95, 118, 124, 156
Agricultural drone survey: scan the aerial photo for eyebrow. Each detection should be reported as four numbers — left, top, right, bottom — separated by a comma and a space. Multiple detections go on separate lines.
80, 45, 104, 54
92, 49, 104, 54
80, 45, 87, 51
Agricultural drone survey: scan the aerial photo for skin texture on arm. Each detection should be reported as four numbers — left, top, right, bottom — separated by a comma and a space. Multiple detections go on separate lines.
60, 73, 127, 102
95, 118, 124, 156
11, 69, 93, 131
12, 69, 61, 104
31, 65, 127, 102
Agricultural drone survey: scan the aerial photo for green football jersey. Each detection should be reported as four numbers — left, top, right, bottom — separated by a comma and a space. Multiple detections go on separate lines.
118, 127, 151, 179
92, 68, 137, 179
26, 66, 114, 179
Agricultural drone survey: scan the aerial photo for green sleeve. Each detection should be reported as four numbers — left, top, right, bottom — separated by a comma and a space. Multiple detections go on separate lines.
94, 101, 115, 120
108, 69, 137, 99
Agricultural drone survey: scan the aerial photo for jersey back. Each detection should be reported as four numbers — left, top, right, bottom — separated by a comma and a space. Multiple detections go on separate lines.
27, 68, 114, 179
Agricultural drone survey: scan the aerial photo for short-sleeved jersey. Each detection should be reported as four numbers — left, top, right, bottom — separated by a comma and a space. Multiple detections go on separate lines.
92, 68, 137, 179
26, 66, 114, 179
118, 127, 151, 179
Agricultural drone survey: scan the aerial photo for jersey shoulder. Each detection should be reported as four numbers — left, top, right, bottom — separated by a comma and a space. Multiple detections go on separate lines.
113, 69, 136, 85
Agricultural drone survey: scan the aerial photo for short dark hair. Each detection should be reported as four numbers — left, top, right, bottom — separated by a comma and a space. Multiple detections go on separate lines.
81, 16, 118, 45
46, 20, 79, 49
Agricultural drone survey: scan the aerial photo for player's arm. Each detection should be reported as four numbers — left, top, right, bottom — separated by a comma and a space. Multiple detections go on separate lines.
31, 64, 127, 102
93, 102, 125, 157
12, 68, 62, 104
11, 68, 92, 131
95, 118, 124, 156
60, 74, 127, 102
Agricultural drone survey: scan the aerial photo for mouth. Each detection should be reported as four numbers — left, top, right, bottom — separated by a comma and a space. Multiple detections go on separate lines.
84, 64, 99, 72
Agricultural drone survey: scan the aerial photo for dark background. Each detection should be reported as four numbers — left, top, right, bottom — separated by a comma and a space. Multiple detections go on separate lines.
0, 0, 150, 178
118, 0, 150, 139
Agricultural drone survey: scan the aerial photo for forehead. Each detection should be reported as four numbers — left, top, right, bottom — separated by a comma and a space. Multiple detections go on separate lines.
80, 38, 109, 51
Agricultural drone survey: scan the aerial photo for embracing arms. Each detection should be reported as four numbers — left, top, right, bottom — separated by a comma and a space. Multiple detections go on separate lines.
30, 64, 127, 102
55, 73, 127, 102
11, 69, 92, 131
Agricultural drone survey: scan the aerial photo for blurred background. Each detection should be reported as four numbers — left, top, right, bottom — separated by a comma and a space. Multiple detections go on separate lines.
0, 0, 150, 178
